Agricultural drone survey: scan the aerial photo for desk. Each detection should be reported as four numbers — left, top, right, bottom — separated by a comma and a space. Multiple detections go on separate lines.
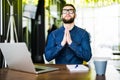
0, 63, 120, 80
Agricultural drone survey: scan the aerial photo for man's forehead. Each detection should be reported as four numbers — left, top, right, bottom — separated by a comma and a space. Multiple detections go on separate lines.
63, 6, 74, 9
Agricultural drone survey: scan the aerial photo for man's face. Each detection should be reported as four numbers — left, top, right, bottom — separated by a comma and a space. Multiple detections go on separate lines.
61, 6, 76, 24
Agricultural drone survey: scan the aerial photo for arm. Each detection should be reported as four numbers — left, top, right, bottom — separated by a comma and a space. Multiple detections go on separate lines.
45, 32, 63, 61
69, 32, 92, 62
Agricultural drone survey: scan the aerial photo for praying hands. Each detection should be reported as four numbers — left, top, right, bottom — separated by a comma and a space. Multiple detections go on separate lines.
61, 29, 72, 46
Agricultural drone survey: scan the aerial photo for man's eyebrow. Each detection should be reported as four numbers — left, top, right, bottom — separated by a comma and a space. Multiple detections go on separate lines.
63, 9, 74, 10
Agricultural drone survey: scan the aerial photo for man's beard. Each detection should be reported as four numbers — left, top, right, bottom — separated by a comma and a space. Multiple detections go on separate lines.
62, 17, 75, 24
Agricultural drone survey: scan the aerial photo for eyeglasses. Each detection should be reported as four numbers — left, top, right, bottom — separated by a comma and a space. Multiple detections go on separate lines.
62, 9, 75, 14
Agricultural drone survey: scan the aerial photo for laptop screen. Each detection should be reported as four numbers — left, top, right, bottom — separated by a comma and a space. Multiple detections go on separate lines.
0, 42, 59, 74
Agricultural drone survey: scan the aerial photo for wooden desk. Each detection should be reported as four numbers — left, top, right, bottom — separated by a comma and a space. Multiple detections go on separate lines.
0, 63, 120, 80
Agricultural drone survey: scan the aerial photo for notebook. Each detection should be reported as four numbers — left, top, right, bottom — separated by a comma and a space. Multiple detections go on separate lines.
0, 42, 59, 74
66, 65, 89, 72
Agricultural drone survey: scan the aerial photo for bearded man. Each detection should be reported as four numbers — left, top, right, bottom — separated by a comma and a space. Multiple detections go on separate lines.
45, 4, 92, 64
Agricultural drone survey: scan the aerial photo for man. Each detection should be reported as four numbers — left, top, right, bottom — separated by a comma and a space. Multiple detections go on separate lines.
45, 4, 92, 64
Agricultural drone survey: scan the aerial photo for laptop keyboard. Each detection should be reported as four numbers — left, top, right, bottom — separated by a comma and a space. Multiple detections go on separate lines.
35, 68, 45, 71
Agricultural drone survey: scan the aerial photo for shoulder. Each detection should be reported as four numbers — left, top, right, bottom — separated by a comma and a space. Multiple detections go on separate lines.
75, 25, 91, 38
52, 26, 64, 34
75, 26, 88, 34
48, 26, 64, 37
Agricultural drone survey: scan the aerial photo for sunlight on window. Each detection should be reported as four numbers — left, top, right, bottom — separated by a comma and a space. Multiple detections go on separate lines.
75, 4, 120, 58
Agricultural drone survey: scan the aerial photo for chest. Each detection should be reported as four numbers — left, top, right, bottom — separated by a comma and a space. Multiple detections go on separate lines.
54, 31, 83, 44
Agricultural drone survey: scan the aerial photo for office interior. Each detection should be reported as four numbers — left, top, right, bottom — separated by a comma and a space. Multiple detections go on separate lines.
0, 0, 120, 72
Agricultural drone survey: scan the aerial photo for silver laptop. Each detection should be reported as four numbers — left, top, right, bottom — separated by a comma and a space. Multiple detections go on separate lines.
0, 42, 59, 74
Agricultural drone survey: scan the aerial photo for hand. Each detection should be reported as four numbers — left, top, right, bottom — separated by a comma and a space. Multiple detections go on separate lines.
61, 29, 67, 46
61, 29, 72, 46
66, 29, 72, 45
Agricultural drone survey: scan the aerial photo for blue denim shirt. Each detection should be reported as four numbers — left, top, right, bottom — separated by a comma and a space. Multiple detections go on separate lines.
45, 25, 92, 64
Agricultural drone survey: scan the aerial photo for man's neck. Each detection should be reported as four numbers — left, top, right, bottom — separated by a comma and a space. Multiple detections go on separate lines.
63, 23, 74, 30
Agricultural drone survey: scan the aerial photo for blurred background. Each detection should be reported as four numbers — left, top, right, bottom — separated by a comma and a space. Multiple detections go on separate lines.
0, 0, 120, 70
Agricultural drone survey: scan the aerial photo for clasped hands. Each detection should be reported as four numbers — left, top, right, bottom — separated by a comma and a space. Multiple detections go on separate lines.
61, 29, 72, 46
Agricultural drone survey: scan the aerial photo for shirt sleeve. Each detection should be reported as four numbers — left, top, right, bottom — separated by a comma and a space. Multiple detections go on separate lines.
45, 32, 63, 61
68, 32, 92, 62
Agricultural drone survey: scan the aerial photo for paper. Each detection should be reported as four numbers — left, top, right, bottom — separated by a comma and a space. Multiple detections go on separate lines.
66, 65, 89, 72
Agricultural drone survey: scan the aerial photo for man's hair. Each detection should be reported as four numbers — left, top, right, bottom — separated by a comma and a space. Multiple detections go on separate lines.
62, 4, 76, 11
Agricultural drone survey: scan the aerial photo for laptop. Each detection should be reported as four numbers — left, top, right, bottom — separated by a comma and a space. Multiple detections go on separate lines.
0, 42, 59, 74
